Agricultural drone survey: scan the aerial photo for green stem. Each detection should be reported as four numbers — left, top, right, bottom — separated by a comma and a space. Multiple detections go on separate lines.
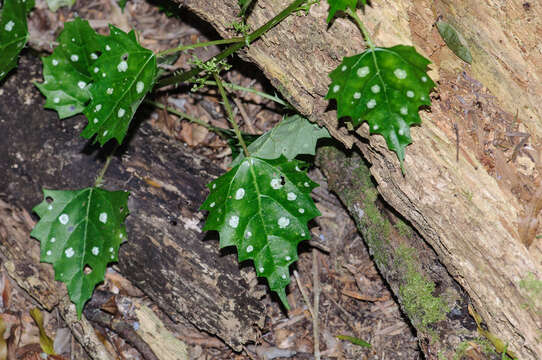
213, 72, 250, 157
345, 8, 375, 51
156, 0, 307, 88
157, 37, 245, 57
94, 144, 119, 188
191, 80, 292, 108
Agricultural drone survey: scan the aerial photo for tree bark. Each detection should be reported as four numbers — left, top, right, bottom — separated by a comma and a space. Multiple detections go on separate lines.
175, 0, 542, 358
0, 55, 265, 352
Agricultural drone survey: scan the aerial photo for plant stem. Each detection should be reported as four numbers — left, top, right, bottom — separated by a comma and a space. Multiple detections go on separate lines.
191, 80, 292, 108
94, 144, 119, 188
157, 38, 245, 57
213, 73, 250, 157
345, 8, 375, 51
156, 0, 307, 88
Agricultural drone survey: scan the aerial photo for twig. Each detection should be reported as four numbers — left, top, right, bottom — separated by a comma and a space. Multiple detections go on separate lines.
232, 97, 257, 134
312, 250, 321, 360
293, 270, 314, 319
453, 122, 459, 162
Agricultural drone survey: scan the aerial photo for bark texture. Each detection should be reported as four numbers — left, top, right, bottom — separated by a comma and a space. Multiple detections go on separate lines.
0, 55, 265, 351
175, 1, 542, 358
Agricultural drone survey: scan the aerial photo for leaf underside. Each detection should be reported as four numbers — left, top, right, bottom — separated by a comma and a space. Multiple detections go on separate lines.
326, 0, 366, 23
36, 18, 157, 146
231, 115, 330, 167
326, 45, 435, 165
31, 187, 129, 317
201, 156, 320, 308
436, 21, 472, 64
0, 0, 33, 82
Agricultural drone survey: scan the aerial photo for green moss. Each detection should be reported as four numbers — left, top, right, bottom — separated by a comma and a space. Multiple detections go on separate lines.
396, 245, 449, 331
394, 219, 413, 238
453, 338, 496, 360
519, 272, 542, 315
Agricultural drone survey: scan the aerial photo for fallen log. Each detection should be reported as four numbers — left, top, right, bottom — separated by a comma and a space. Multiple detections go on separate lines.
175, 0, 542, 358
0, 55, 265, 352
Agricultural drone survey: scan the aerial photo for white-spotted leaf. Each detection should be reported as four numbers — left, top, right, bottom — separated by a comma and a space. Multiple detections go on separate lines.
35, 18, 102, 118
201, 156, 320, 308
230, 115, 330, 167
326, 45, 435, 166
31, 188, 129, 317
35, 18, 157, 145
0, 0, 33, 82
80, 25, 157, 145
326, 0, 366, 23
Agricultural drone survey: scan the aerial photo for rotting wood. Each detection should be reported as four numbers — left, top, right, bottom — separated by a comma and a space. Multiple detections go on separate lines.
0, 55, 265, 352
317, 146, 478, 359
176, 1, 542, 357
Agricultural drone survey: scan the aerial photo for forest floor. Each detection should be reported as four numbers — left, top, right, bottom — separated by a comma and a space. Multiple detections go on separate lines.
1, 0, 422, 359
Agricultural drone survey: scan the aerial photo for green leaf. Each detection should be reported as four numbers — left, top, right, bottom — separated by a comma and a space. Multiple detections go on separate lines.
436, 20, 472, 64
45, 0, 75, 12
0, 0, 33, 82
326, 0, 366, 23
336, 334, 371, 348
80, 25, 157, 145
201, 156, 320, 308
117, 0, 127, 10
238, 0, 253, 16
326, 45, 435, 166
35, 18, 158, 145
31, 187, 129, 317
35, 18, 102, 119
231, 115, 330, 167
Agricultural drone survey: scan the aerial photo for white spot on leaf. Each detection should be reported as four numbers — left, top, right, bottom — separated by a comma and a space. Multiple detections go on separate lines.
367, 99, 376, 109
210, 202, 215, 208
59, 214, 69, 225
278, 217, 289, 228
136, 81, 144, 94
93, 67, 99, 73
93, 118, 98, 124
373, 124, 379, 130
94, 104, 102, 112
299, 208, 305, 213
357, 66, 370, 77
341, 65, 348, 71
304, 182, 309, 187
50, 237, 56, 243
5, 21, 14, 32
246, 245, 253, 253
259, 267, 264, 273
270, 178, 282, 189
117, 61, 128, 72
109, 247, 114, 252
105, 45, 111, 51
70, 54, 79, 62
421, 76, 428, 82
235, 188, 245, 200
77, 81, 86, 89
332, 84, 340, 93
281, 274, 287, 279
52, 59, 59, 66
371, 84, 380, 93
46, 250, 52, 256
400, 106, 408, 115
90, 53, 98, 60
47, 204, 53, 210
99, 212, 107, 224
103, 130, 108, 136
287, 192, 297, 201
406, 90, 415, 98
65, 247, 74, 258
394, 68, 407, 79
229, 215, 239, 228
92, 246, 99, 255
106, 88, 114, 95
285, 256, 291, 261
398, 129, 404, 136
53, 97, 60, 104
118, 108, 126, 118
353, 92, 361, 99
301, 232, 305, 237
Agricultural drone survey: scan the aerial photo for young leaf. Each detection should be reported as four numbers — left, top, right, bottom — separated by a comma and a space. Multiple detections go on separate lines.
80, 25, 157, 145
436, 20, 472, 64
326, 0, 366, 23
35, 18, 102, 118
0, 0, 33, 82
201, 156, 320, 308
326, 45, 435, 165
230, 115, 330, 167
35, 18, 158, 145
31, 188, 129, 317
